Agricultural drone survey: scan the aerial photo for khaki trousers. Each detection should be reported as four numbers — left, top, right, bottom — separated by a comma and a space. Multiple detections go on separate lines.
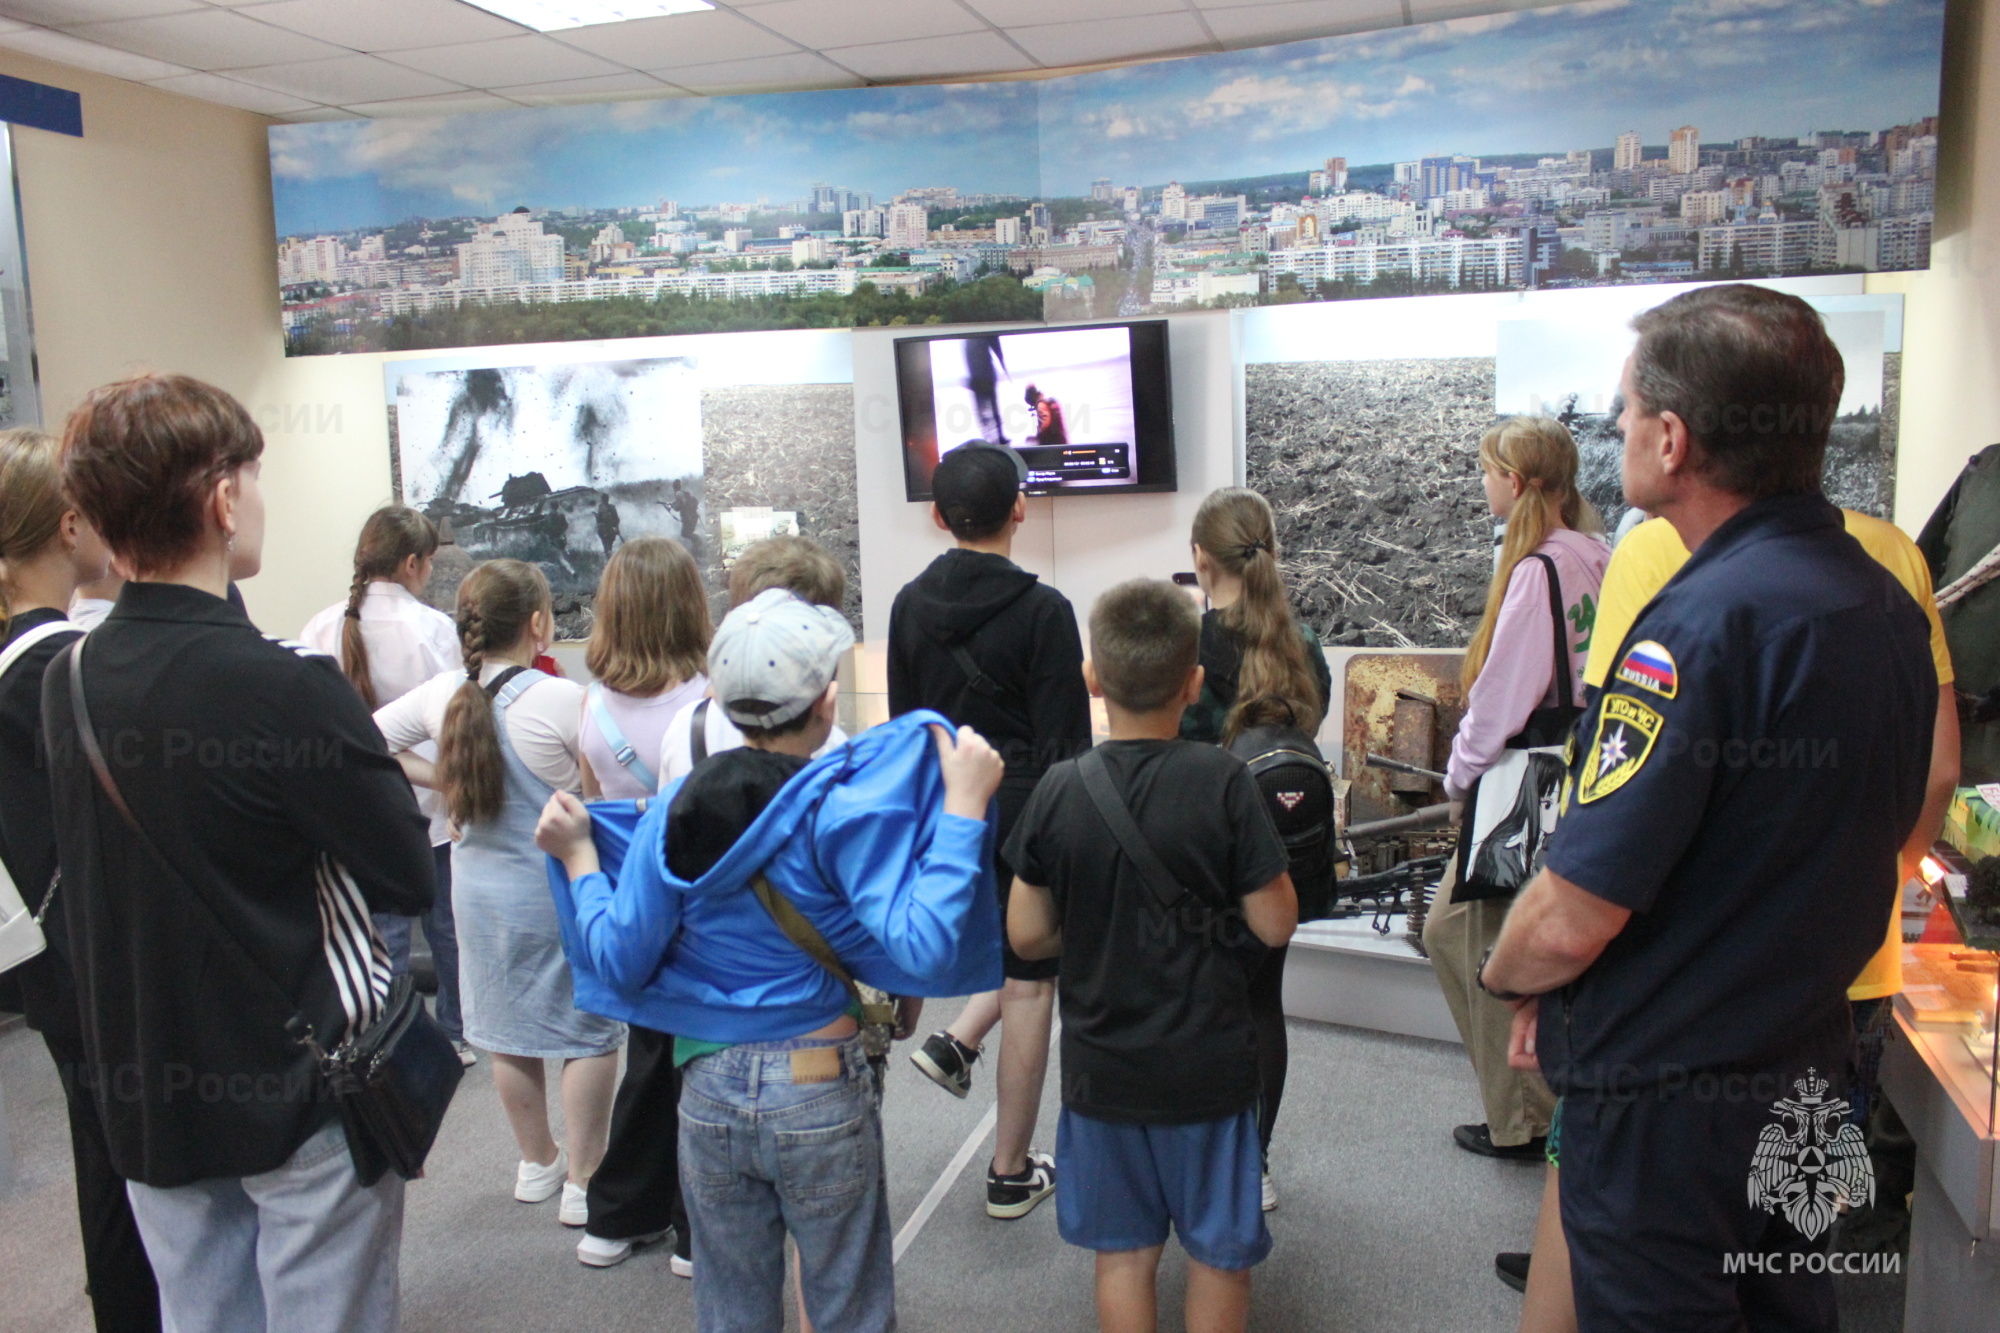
1422, 859, 1554, 1147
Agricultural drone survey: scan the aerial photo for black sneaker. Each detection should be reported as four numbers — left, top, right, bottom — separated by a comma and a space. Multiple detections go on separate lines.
1452, 1122, 1548, 1161
986, 1151, 1056, 1220
910, 1032, 979, 1099
1495, 1251, 1530, 1293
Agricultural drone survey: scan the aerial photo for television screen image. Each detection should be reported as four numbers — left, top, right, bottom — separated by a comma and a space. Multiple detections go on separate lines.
897, 321, 1174, 500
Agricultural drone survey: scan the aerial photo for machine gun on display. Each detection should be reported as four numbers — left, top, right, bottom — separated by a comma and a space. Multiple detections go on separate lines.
1322, 765, 1458, 938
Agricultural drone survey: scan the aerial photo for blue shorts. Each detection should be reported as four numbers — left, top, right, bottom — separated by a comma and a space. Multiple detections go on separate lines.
1055, 1106, 1272, 1271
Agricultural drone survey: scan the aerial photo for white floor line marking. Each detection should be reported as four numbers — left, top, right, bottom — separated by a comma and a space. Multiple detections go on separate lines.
893, 1100, 998, 1265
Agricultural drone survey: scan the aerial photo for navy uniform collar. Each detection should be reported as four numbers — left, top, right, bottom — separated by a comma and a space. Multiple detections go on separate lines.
1676, 490, 1842, 582
107, 581, 254, 628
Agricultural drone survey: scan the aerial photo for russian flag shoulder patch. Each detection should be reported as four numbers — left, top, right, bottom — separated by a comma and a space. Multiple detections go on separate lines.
1615, 640, 1678, 699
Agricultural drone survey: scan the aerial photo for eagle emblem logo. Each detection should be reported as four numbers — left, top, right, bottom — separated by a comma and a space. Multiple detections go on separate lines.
1747, 1068, 1873, 1241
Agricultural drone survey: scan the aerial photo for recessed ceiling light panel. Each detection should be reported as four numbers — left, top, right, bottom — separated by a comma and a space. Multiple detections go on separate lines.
462, 0, 715, 33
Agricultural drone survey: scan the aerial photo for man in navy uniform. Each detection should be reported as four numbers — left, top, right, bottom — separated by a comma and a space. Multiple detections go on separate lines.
1481, 284, 1935, 1332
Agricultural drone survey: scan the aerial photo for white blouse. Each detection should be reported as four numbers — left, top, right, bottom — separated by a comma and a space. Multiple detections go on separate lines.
375, 663, 585, 796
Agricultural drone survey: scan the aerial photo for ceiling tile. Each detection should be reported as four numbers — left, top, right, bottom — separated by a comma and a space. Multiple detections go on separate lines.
0, 0, 195, 22
550, 8, 798, 67
825, 30, 1032, 79
342, 90, 529, 117
965, 0, 1169, 23
270, 105, 358, 122
746, 0, 983, 50
0, 26, 189, 79
491, 70, 672, 100
246, 0, 528, 52
384, 33, 626, 85
228, 52, 464, 102
650, 49, 859, 94
1003, 11, 1212, 64
67, 8, 350, 70
1405, 0, 1563, 19
1202, 0, 1403, 45
146, 69, 317, 113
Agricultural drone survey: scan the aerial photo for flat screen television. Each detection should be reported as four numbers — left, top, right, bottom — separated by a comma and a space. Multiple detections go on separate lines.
896, 320, 1175, 501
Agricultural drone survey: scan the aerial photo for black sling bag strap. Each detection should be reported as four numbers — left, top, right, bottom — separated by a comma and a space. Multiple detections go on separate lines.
947, 642, 1001, 698
483, 664, 529, 699
1076, 748, 1218, 937
689, 698, 710, 765
64, 638, 462, 1186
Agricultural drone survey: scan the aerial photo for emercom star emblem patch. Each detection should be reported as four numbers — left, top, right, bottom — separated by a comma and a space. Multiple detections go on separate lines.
1577, 693, 1664, 804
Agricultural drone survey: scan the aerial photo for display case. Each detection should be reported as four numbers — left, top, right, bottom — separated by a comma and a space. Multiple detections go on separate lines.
1881, 795, 2000, 1331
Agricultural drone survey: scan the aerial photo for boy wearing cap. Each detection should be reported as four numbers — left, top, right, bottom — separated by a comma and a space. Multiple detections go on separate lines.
1007, 580, 1296, 1333
538, 588, 1005, 1333
891, 442, 1091, 1221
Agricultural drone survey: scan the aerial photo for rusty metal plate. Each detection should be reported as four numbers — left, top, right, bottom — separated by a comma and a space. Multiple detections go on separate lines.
1342, 651, 1468, 826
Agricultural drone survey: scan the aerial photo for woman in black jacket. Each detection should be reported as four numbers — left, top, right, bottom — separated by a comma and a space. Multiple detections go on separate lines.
0, 428, 159, 1330
42, 376, 436, 1333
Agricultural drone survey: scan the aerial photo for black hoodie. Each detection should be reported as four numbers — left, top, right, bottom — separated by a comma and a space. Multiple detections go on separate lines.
887, 548, 1091, 788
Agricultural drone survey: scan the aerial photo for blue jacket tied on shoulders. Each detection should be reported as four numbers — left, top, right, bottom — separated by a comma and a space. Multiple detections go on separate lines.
546, 710, 1005, 1044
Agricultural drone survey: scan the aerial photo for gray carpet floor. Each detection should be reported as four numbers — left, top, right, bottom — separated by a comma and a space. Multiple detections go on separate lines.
0, 1006, 1907, 1332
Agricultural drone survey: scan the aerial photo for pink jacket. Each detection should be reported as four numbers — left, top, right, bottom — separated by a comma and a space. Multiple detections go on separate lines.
1445, 528, 1611, 800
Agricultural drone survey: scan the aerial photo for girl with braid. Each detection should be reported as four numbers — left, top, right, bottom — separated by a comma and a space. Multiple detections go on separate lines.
301, 505, 467, 1053
372, 559, 625, 1229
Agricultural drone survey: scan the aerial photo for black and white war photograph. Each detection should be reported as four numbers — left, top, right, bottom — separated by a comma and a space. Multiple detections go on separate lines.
391, 355, 704, 630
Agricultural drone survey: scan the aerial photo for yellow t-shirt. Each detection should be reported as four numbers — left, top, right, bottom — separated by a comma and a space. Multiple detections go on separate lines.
1582, 513, 1953, 1000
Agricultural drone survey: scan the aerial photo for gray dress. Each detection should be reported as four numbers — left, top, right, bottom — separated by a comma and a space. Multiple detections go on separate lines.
452, 670, 625, 1059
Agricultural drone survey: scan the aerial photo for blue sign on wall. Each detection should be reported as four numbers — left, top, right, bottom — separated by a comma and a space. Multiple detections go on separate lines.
0, 73, 81, 138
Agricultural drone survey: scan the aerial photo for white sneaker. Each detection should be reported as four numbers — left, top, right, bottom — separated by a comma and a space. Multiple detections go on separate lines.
670, 1253, 694, 1279
515, 1149, 569, 1204
454, 1041, 477, 1068
560, 1181, 589, 1227
1261, 1173, 1278, 1213
577, 1231, 663, 1268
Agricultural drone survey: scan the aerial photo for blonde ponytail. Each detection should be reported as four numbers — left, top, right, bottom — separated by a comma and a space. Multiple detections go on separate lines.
1190, 487, 1324, 741
1460, 417, 1602, 690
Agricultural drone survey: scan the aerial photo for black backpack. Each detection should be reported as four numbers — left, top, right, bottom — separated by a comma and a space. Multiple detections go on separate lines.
1227, 722, 1336, 921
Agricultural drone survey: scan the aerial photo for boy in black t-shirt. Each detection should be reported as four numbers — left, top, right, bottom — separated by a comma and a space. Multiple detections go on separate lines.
891, 443, 1091, 1220
1006, 579, 1296, 1333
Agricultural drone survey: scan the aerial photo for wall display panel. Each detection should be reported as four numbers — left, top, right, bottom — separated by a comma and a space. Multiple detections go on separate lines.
1240, 280, 1901, 649
384, 329, 859, 636
269, 1, 1945, 358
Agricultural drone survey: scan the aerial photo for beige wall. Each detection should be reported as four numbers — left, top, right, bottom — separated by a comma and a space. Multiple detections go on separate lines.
1, 0, 1996, 637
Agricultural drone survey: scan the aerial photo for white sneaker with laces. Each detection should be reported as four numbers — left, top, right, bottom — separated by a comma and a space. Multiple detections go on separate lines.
515, 1148, 569, 1204
1261, 1173, 1278, 1213
560, 1181, 589, 1227
577, 1231, 664, 1268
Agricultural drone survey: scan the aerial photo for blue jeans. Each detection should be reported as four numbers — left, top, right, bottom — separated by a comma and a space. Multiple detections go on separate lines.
373, 844, 462, 1042
125, 1118, 405, 1333
679, 1036, 894, 1333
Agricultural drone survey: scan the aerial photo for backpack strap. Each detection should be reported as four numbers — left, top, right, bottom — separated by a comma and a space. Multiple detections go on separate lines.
688, 698, 711, 765
1076, 748, 1213, 932
586, 683, 660, 793
750, 872, 896, 1027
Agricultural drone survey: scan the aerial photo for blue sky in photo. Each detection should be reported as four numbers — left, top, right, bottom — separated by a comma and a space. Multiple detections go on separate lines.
1037, 0, 1945, 193
271, 81, 1042, 235
271, 0, 1943, 238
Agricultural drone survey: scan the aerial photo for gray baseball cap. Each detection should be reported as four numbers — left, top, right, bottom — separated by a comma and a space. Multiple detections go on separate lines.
709, 587, 855, 729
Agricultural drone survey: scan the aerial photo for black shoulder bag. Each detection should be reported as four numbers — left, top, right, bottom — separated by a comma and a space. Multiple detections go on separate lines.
65, 639, 462, 1186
